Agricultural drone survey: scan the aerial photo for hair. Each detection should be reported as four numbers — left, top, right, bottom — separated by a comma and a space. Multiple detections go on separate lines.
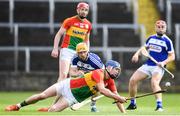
155, 20, 166, 27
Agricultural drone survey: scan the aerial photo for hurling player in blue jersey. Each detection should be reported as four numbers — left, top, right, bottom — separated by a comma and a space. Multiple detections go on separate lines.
70, 42, 104, 76
126, 20, 175, 111
69, 42, 104, 112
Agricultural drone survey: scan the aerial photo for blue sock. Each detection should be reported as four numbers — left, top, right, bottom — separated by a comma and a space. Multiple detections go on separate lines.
130, 99, 136, 105
156, 100, 162, 108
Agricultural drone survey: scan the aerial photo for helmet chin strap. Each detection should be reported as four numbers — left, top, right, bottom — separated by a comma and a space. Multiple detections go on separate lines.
105, 68, 117, 79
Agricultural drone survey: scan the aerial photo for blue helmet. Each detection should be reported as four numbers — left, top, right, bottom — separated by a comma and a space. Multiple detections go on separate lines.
105, 60, 121, 69
105, 60, 121, 79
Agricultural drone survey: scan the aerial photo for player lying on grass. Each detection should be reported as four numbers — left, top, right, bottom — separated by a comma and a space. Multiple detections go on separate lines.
5, 60, 127, 113
69, 42, 104, 112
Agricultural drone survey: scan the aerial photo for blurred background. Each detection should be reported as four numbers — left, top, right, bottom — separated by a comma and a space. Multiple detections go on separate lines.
0, 0, 180, 92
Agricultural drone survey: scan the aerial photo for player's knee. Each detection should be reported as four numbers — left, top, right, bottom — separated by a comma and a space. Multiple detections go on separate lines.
58, 72, 68, 81
38, 93, 47, 100
62, 71, 68, 77
129, 78, 137, 85
151, 81, 160, 88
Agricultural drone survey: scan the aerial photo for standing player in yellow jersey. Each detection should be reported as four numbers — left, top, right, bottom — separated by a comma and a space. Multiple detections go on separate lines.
38, 3, 91, 112
51, 2, 92, 81
5, 60, 126, 113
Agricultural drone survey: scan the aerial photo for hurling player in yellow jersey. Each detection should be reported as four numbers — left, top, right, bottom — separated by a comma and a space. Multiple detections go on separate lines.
5, 60, 126, 113
51, 2, 92, 81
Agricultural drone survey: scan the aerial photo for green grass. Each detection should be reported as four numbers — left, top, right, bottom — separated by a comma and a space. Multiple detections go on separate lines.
0, 92, 180, 115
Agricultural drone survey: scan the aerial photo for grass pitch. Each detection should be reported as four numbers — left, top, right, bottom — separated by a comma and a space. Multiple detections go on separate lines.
0, 92, 180, 115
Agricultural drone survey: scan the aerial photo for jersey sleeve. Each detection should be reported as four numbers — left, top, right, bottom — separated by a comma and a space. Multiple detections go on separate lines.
145, 37, 151, 47
70, 55, 79, 68
85, 20, 92, 34
71, 61, 77, 68
87, 23, 92, 33
62, 18, 71, 29
91, 69, 103, 83
106, 79, 117, 92
94, 55, 104, 69
166, 39, 174, 53
90, 53, 104, 69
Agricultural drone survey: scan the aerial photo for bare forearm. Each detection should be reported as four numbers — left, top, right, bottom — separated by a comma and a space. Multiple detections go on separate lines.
53, 27, 66, 49
99, 88, 119, 100
84, 34, 90, 49
134, 46, 145, 56
113, 92, 126, 113
53, 33, 61, 49
116, 102, 126, 113
97, 84, 126, 113
164, 53, 175, 65
86, 40, 90, 49
69, 68, 84, 77
69, 71, 82, 77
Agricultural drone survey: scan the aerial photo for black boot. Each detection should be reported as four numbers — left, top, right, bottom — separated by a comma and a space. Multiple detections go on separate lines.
126, 103, 137, 110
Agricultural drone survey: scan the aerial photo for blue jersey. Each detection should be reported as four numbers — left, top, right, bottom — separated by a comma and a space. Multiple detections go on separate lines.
145, 34, 174, 66
71, 52, 104, 72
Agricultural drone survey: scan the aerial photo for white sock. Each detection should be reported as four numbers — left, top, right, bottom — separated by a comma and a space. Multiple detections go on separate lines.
17, 103, 21, 108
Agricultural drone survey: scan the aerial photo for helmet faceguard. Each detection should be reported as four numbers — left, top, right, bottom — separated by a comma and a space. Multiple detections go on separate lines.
105, 60, 121, 79
105, 68, 121, 79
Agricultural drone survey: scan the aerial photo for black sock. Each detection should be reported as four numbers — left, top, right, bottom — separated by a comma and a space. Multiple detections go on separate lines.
20, 101, 28, 107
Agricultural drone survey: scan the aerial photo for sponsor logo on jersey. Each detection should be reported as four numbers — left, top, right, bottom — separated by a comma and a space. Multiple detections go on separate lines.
149, 45, 162, 53
67, 26, 88, 39
85, 24, 89, 29
72, 30, 86, 36
77, 61, 94, 71
74, 23, 79, 26
149, 38, 167, 47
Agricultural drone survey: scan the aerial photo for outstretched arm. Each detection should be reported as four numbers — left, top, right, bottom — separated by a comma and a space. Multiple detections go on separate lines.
69, 67, 84, 77
113, 91, 126, 113
96, 83, 126, 113
84, 33, 90, 49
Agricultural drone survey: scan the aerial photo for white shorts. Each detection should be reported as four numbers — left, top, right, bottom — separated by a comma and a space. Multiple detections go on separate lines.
55, 78, 78, 106
60, 48, 76, 62
138, 64, 164, 78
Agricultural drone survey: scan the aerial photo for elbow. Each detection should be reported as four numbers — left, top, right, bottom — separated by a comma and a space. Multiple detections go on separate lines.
172, 54, 175, 61
98, 89, 104, 94
168, 53, 175, 62
98, 88, 106, 95
170, 53, 175, 61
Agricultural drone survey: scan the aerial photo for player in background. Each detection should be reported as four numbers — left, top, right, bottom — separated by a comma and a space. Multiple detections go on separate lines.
51, 2, 92, 81
46, 2, 91, 111
70, 42, 104, 76
69, 42, 104, 112
126, 20, 175, 111
5, 60, 127, 113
